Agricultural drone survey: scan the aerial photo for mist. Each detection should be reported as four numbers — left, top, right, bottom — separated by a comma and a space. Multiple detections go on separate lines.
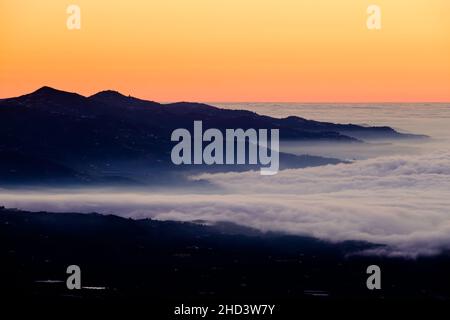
2, 103, 449, 257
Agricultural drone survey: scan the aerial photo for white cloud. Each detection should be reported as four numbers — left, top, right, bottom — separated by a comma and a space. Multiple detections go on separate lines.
1, 151, 450, 257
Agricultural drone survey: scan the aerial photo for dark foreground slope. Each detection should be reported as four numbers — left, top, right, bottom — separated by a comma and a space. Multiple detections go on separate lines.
1, 208, 449, 314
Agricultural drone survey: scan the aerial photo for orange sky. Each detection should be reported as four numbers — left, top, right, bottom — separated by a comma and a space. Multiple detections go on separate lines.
1, 0, 449, 102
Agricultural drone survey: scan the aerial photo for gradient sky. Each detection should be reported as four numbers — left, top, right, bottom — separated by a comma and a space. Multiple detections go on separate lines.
1, 0, 449, 102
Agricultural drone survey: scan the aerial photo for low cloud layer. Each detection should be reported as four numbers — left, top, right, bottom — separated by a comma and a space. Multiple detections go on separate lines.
1, 151, 450, 257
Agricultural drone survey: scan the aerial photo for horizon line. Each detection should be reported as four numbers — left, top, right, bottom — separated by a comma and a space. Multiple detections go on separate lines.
202, 101, 450, 104
2, 86, 449, 105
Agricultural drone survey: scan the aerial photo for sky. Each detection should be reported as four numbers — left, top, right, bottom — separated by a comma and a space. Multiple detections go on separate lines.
1, 0, 449, 102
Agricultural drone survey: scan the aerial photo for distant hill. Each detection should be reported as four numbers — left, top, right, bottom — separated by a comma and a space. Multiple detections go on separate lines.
0, 87, 425, 186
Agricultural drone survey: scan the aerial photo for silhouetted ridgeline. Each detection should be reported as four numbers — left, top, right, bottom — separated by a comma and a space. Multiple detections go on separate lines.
0, 87, 426, 186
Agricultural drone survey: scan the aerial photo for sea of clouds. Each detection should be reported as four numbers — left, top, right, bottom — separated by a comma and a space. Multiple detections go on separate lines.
1, 150, 450, 257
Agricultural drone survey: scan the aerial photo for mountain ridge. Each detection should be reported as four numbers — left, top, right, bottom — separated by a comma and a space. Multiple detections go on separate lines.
0, 87, 427, 186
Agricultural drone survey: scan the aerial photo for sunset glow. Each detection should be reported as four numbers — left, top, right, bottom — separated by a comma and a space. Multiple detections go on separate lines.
1, 0, 449, 102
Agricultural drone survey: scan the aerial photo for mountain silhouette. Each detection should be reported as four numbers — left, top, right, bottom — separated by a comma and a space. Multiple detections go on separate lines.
0, 87, 426, 186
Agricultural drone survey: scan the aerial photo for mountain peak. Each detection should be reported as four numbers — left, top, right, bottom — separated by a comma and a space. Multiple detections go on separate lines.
88, 90, 160, 108
33, 86, 72, 95
36, 85, 54, 91
27, 86, 85, 101
90, 90, 128, 99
